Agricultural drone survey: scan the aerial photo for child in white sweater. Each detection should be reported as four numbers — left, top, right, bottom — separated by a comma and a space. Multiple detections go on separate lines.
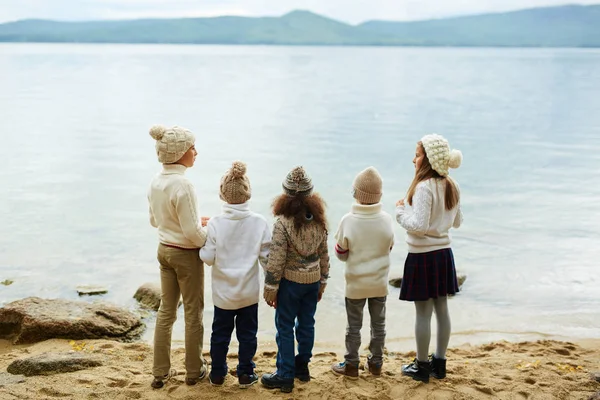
200, 161, 271, 389
331, 167, 395, 379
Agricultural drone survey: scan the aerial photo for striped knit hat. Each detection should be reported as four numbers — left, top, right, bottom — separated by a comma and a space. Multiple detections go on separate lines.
282, 166, 313, 196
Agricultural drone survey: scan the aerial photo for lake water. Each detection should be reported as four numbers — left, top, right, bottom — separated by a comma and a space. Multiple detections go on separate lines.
1, 43, 599, 352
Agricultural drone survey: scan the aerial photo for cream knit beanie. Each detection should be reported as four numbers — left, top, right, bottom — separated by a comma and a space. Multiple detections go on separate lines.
282, 166, 313, 196
421, 134, 462, 177
220, 161, 251, 204
149, 125, 195, 164
353, 167, 382, 204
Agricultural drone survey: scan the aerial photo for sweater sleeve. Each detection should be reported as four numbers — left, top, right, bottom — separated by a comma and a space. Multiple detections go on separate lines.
453, 204, 463, 229
333, 219, 349, 262
318, 233, 330, 285
199, 221, 217, 266
258, 221, 272, 268
264, 220, 287, 297
396, 184, 432, 236
175, 182, 207, 248
149, 204, 157, 228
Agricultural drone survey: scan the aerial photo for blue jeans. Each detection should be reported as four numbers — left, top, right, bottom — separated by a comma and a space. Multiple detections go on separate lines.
275, 279, 320, 379
210, 303, 258, 377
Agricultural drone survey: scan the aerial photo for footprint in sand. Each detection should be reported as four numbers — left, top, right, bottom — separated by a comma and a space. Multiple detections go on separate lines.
554, 348, 571, 356
475, 386, 494, 395
524, 377, 536, 385
261, 351, 276, 358
38, 387, 70, 397
124, 390, 142, 399
106, 376, 130, 388
517, 390, 530, 399
99, 343, 115, 349
123, 344, 146, 351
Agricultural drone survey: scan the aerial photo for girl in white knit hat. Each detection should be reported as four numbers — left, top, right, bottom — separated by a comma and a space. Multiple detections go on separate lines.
395, 134, 463, 383
147, 125, 209, 389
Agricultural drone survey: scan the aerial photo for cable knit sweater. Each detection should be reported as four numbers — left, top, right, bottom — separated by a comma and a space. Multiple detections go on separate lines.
334, 203, 395, 299
396, 178, 463, 253
263, 216, 330, 302
148, 164, 207, 249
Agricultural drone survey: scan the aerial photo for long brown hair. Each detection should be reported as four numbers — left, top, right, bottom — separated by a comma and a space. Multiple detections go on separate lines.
272, 193, 327, 231
406, 142, 459, 211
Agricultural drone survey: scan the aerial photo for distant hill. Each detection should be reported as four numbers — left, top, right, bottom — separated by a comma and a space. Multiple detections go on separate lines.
0, 5, 599, 47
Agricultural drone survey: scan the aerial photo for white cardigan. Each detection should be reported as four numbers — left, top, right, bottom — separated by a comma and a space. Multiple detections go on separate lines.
396, 179, 463, 254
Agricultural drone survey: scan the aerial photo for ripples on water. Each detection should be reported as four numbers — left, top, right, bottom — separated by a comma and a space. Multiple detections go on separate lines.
1, 44, 599, 350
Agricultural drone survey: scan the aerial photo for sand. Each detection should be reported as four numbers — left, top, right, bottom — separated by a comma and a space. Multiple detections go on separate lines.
0, 338, 599, 400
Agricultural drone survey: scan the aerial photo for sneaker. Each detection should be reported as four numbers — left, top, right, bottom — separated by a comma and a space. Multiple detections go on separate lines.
261, 372, 294, 393
185, 363, 207, 386
295, 357, 310, 382
238, 373, 259, 389
209, 373, 225, 386
366, 359, 382, 376
401, 358, 431, 383
151, 368, 177, 389
331, 361, 359, 380
429, 354, 447, 379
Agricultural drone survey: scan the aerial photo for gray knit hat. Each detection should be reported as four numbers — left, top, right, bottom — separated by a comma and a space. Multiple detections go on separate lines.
220, 161, 251, 204
353, 167, 382, 204
282, 166, 313, 196
149, 125, 195, 164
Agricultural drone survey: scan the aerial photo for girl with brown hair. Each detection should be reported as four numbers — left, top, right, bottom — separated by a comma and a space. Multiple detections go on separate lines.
396, 134, 463, 383
260, 166, 330, 393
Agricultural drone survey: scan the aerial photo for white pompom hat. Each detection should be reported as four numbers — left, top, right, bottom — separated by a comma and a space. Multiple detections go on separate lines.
149, 125, 195, 164
420, 134, 462, 177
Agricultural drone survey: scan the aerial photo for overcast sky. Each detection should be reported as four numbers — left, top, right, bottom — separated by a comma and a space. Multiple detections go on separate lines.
0, 0, 597, 24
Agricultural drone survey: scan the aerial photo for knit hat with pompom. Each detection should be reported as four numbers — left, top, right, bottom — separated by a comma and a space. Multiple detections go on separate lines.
282, 166, 313, 196
420, 134, 462, 177
149, 125, 195, 164
220, 161, 251, 204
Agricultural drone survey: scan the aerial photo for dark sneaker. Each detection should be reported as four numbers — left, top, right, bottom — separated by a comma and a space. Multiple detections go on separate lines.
402, 359, 431, 383
151, 368, 177, 389
186, 363, 207, 386
238, 373, 259, 389
261, 372, 294, 393
331, 361, 359, 380
295, 357, 310, 382
429, 354, 447, 379
366, 360, 382, 376
209, 373, 225, 386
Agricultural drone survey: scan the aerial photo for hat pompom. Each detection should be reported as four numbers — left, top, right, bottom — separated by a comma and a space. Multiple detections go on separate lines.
230, 161, 247, 178
149, 125, 167, 141
448, 149, 462, 169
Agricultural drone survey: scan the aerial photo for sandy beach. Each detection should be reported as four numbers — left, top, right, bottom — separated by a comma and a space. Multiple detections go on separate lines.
1, 338, 598, 400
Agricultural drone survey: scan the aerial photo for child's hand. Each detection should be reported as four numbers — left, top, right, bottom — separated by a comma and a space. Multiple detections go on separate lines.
201, 216, 210, 227
266, 299, 277, 309
396, 199, 405, 207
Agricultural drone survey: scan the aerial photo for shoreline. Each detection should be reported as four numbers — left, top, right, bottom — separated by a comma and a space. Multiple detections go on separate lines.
1, 338, 598, 399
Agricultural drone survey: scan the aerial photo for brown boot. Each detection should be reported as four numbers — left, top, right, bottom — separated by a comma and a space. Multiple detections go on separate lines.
331, 361, 359, 380
366, 360, 382, 376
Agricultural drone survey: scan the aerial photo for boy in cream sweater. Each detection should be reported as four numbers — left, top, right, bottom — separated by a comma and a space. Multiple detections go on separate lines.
331, 167, 395, 379
200, 161, 271, 389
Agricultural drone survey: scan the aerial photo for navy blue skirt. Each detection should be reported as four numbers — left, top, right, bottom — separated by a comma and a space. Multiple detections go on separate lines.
399, 248, 459, 302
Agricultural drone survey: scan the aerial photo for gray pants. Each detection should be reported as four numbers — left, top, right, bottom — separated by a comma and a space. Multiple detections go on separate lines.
344, 297, 386, 365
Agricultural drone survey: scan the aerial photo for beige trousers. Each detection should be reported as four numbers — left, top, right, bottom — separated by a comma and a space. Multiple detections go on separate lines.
153, 244, 205, 379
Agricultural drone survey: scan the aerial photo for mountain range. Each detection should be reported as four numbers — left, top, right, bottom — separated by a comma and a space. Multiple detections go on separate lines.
0, 5, 599, 47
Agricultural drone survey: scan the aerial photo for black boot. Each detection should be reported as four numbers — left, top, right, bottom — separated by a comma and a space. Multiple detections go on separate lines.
429, 354, 447, 379
402, 358, 431, 383
295, 356, 310, 382
261, 372, 294, 393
